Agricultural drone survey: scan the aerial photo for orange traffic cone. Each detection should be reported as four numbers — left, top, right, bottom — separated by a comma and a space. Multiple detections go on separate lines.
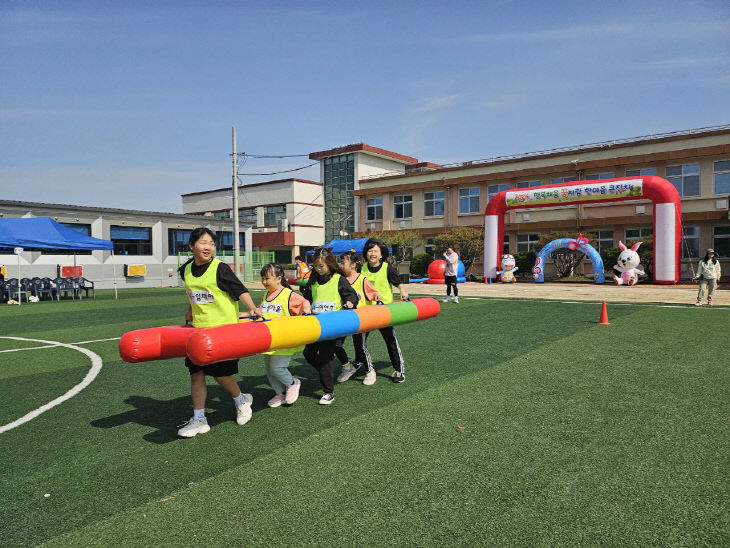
599, 301, 610, 325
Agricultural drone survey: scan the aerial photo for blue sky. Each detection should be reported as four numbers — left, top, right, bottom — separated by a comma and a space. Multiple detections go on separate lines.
1, 0, 729, 213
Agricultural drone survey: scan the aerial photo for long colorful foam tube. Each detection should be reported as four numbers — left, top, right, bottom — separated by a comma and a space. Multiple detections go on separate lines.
119, 298, 440, 364
119, 325, 196, 363
188, 298, 440, 365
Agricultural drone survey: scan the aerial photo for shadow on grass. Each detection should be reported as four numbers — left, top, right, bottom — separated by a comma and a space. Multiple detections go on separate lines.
91, 366, 331, 444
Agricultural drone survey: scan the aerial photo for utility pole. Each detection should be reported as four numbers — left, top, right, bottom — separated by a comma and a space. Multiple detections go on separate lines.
232, 126, 241, 279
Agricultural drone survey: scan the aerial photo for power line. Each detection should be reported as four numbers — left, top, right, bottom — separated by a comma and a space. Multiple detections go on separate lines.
238, 162, 318, 176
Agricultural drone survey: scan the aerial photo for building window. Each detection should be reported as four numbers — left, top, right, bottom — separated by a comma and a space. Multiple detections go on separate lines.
110, 225, 152, 255
585, 172, 614, 180
324, 153, 355, 241
168, 228, 192, 255
459, 187, 480, 214
218, 231, 245, 252
264, 205, 287, 226
593, 230, 614, 252
625, 227, 652, 241
424, 191, 445, 217
681, 226, 700, 259
393, 195, 412, 219
666, 163, 700, 197
516, 180, 540, 188
487, 183, 510, 202
517, 233, 539, 252
212, 210, 231, 220
625, 167, 657, 177
503, 235, 510, 255
239, 207, 257, 226
550, 176, 578, 184
366, 198, 383, 221
424, 238, 436, 259
713, 160, 730, 195
713, 226, 730, 258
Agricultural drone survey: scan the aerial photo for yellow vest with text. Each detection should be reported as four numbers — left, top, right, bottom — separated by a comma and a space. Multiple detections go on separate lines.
349, 273, 371, 307
361, 262, 393, 304
184, 259, 238, 328
311, 273, 343, 314
260, 287, 302, 356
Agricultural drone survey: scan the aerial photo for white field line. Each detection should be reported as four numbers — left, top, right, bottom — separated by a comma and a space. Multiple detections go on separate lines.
0, 337, 120, 354
0, 336, 104, 434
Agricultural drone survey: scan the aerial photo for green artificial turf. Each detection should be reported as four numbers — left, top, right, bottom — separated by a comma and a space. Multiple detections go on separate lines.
0, 289, 727, 546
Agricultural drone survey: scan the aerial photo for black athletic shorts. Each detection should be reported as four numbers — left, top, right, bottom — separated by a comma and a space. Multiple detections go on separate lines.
185, 356, 239, 377
444, 275, 457, 284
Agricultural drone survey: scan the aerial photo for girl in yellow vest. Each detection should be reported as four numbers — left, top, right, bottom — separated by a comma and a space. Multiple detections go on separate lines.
336, 251, 379, 384
243, 263, 311, 407
301, 248, 358, 404
360, 238, 409, 384
177, 227, 261, 438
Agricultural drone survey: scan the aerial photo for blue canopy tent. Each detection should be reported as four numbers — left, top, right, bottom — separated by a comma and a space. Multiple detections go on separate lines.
0, 217, 115, 300
0, 217, 113, 250
305, 238, 391, 256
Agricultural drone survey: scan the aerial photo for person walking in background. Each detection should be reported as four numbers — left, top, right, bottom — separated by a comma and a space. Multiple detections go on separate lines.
294, 255, 311, 280
442, 246, 459, 303
0, 264, 6, 281
693, 248, 721, 306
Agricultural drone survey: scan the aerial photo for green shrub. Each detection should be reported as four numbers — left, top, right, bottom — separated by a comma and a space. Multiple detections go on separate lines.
409, 252, 432, 277
513, 251, 536, 277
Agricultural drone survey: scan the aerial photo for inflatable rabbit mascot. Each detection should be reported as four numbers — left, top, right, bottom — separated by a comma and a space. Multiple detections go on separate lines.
497, 254, 519, 283
613, 241, 645, 286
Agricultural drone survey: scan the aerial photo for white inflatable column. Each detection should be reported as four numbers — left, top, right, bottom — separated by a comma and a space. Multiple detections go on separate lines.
654, 202, 677, 283
484, 215, 499, 279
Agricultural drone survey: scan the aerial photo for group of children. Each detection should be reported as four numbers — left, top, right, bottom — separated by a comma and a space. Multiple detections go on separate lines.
177, 227, 409, 438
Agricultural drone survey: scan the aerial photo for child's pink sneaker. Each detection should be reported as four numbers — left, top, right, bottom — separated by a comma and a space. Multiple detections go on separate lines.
285, 378, 301, 405
267, 394, 286, 408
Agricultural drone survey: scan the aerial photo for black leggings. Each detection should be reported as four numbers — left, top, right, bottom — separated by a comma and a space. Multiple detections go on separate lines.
303, 339, 337, 393
333, 337, 349, 365
445, 275, 458, 296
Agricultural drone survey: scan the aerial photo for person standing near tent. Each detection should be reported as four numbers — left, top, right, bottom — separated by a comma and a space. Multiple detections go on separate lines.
359, 238, 409, 384
0, 264, 6, 281
295, 255, 311, 280
442, 246, 459, 303
177, 227, 261, 438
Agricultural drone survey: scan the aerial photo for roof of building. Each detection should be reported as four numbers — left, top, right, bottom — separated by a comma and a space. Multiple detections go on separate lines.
360, 124, 730, 182
0, 199, 211, 221
181, 178, 321, 198
309, 143, 418, 164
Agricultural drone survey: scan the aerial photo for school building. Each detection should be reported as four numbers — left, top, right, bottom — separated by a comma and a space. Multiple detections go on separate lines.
310, 125, 729, 279
181, 177, 324, 263
0, 200, 239, 289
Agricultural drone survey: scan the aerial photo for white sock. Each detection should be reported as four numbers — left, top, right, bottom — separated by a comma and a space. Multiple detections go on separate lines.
233, 393, 247, 405
193, 408, 205, 419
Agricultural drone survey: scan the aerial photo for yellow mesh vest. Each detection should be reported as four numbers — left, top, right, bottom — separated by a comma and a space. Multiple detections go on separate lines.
311, 273, 343, 313
361, 262, 393, 304
184, 259, 238, 328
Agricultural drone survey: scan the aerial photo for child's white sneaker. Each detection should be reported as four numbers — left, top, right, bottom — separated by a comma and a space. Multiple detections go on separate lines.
285, 378, 301, 405
267, 394, 285, 408
235, 393, 253, 425
337, 362, 358, 383
453, 297, 459, 303
318, 393, 335, 405
177, 416, 210, 438
442, 296, 451, 302
363, 368, 376, 385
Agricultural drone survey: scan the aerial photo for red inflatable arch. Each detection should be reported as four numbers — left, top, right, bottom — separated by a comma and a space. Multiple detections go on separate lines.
483, 176, 681, 284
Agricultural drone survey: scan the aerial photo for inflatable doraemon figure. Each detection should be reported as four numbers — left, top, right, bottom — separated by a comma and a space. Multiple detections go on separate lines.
613, 241, 645, 286
497, 254, 519, 283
